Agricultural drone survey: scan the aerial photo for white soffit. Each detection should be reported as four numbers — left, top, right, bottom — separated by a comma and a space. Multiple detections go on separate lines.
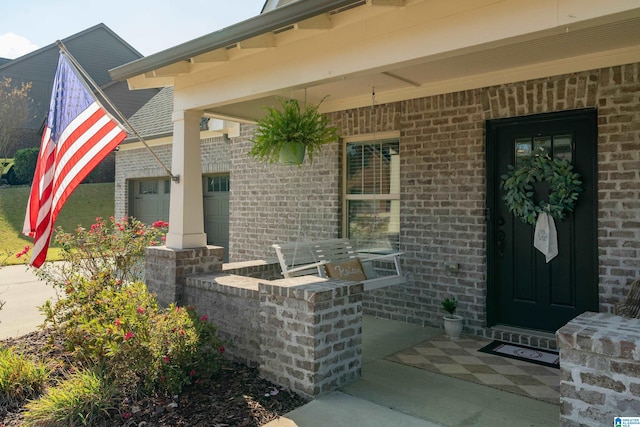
127, 0, 640, 120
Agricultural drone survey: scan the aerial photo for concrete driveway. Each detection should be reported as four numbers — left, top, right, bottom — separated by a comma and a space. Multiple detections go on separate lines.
0, 264, 58, 339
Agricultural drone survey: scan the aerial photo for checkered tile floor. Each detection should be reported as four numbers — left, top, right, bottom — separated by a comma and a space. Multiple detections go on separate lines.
386, 334, 559, 405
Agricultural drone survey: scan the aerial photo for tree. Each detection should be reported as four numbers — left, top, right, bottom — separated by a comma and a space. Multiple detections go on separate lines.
0, 77, 33, 160
13, 147, 39, 184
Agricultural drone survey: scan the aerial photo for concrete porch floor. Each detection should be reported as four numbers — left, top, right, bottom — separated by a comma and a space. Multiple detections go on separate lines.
266, 315, 559, 427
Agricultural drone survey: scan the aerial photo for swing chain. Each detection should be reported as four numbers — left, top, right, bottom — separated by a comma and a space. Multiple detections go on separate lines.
370, 87, 379, 249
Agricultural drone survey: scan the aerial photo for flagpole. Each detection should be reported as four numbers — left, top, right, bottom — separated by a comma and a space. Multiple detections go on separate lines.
55, 40, 180, 183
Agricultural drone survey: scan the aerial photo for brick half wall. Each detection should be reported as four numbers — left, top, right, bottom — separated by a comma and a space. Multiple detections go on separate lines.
181, 272, 364, 399
557, 312, 640, 425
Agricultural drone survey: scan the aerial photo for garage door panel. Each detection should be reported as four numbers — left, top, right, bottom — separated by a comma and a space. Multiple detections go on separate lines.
131, 179, 170, 225
131, 176, 229, 262
204, 175, 230, 262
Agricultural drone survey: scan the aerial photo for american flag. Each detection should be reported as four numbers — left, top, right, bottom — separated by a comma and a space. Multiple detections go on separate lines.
23, 53, 127, 267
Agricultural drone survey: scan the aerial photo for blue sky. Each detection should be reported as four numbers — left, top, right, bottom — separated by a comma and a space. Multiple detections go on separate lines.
0, 0, 266, 59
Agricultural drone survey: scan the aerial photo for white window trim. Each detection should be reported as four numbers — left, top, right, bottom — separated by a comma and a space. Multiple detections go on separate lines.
342, 131, 400, 243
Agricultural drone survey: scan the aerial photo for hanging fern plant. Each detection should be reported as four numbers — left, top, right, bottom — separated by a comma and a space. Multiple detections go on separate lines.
248, 96, 338, 165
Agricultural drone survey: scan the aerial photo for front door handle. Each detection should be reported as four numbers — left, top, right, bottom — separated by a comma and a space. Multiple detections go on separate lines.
497, 230, 506, 257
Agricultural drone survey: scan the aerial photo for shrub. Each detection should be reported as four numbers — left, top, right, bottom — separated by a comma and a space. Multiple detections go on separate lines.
27, 217, 225, 423
34, 216, 168, 289
0, 347, 49, 405
23, 369, 117, 426
150, 305, 224, 395
41, 277, 224, 398
13, 147, 39, 185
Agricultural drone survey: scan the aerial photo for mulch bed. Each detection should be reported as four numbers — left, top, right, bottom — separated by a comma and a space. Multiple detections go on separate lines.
0, 330, 309, 426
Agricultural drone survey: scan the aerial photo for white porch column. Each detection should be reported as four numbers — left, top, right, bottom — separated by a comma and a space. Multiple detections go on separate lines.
165, 109, 207, 249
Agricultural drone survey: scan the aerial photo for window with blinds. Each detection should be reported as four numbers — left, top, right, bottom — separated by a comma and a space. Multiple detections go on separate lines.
344, 137, 400, 252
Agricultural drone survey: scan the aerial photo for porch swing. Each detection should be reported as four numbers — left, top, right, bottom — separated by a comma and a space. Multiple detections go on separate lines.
272, 88, 405, 291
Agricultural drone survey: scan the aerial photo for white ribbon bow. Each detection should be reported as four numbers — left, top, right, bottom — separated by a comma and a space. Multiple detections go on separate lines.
534, 211, 558, 263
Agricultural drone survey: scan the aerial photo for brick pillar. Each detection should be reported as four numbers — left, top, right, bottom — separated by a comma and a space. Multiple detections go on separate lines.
145, 245, 224, 306
557, 312, 640, 426
258, 277, 363, 399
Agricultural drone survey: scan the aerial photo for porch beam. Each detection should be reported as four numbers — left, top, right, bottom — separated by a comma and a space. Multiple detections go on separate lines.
170, 0, 544, 109
146, 61, 191, 77
111, 0, 362, 82
382, 71, 420, 87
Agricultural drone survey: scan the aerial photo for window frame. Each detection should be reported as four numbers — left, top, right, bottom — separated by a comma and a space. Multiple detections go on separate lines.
342, 131, 401, 249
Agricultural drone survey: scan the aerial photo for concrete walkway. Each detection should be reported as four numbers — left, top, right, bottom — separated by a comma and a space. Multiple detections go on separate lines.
266, 316, 559, 427
0, 264, 57, 339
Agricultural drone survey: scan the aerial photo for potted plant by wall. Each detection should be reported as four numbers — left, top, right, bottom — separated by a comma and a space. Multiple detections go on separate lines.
248, 96, 338, 165
442, 297, 464, 339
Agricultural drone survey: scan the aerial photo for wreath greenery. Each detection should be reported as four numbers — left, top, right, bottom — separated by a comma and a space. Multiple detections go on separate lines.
500, 154, 582, 225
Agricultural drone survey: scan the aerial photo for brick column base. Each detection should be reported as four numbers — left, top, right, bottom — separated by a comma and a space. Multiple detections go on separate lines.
258, 276, 363, 399
145, 245, 224, 306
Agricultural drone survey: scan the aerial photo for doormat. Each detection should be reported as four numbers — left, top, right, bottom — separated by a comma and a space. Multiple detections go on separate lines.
385, 334, 559, 405
478, 341, 559, 369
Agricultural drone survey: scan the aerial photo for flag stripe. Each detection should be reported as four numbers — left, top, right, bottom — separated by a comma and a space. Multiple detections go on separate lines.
23, 53, 126, 268
52, 125, 124, 218
52, 106, 122, 206
33, 146, 56, 230
53, 104, 107, 169
23, 130, 53, 238
54, 111, 121, 182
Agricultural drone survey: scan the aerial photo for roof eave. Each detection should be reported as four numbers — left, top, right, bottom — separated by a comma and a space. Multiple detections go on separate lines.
123, 131, 173, 143
109, 0, 361, 81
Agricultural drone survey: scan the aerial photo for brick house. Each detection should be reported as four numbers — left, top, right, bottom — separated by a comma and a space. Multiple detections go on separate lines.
110, 0, 640, 348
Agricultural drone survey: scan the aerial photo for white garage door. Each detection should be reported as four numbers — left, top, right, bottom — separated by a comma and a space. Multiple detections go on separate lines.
131, 179, 170, 224
131, 176, 230, 262
203, 175, 230, 262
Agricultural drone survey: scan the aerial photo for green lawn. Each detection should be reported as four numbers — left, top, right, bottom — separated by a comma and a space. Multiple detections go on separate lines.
0, 183, 114, 265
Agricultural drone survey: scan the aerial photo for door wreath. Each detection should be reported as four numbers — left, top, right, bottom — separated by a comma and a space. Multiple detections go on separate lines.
500, 154, 582, 225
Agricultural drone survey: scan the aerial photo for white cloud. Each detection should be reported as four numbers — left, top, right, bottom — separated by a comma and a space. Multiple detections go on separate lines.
0, 33, 39, 59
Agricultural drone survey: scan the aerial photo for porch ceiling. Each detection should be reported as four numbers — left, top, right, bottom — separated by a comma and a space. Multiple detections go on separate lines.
111, 0, 640, 122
